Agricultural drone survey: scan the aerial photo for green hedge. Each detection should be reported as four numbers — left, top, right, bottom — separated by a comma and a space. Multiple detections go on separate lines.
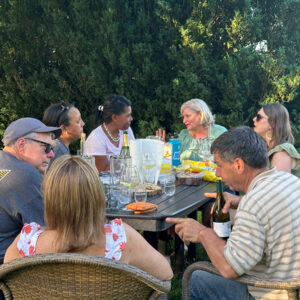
0, 0, 299, 149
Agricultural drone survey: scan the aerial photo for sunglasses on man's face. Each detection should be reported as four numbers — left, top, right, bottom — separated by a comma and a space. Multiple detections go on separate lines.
25, 138, 54, 154
255, 113, 267, 122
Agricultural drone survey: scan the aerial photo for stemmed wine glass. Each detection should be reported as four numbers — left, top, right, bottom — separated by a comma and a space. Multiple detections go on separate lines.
119, 165, 140, 210
200, 138, 214, 162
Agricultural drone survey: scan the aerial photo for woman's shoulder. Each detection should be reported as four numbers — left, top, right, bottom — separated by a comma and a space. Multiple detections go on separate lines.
87, 125, 104, 139
211, 124, 227, 137
179, 129, 191, 140
104, 219, 127, 260
269, 143, 300, 159
17, 222, 44, 257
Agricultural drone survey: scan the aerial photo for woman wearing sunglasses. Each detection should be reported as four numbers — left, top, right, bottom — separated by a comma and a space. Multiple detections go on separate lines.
253, 103, 300, 177
43, 102, 85, 169
4, 155, 173, 281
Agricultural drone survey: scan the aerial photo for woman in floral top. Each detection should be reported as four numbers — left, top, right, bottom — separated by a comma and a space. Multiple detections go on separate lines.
4, 156, 173, 281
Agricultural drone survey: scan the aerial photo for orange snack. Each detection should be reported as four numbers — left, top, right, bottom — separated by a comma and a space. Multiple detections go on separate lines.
126, 202, 158, 214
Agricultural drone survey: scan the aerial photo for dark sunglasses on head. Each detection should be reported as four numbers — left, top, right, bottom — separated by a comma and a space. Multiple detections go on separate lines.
255, 113, 266, 122
25, 138, 54, 154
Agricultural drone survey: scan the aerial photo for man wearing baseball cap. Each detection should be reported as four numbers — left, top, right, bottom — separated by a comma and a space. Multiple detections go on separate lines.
0, 118, 61, 264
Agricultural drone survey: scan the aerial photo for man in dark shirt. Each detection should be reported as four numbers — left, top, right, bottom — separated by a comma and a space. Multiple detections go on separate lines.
0, 118, 61, 264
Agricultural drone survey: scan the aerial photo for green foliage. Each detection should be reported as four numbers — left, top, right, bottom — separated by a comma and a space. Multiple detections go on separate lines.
0, 0, 299, 145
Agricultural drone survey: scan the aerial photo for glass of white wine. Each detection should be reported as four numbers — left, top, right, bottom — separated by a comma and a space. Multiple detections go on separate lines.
120, 165, 140, 210
141, 152, 156, 184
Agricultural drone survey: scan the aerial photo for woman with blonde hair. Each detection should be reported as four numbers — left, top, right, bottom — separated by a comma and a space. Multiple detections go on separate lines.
253, 103, 300, 176
4, 156, 173, 281
179, 98, 227, 161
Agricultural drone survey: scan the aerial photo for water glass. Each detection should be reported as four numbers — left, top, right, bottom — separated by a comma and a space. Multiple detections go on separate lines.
164, 180, 176, 196
99, 171, 111, 204
134, 187, 148, 202
160, 174, 176, 197
118, 186, 133, 210
141, 152, 156, 184
108, 186, 120, 209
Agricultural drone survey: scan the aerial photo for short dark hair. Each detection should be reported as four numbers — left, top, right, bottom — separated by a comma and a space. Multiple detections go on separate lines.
211, 126, 268, 169
95, 94, 131, 126
43, 102, 74, 127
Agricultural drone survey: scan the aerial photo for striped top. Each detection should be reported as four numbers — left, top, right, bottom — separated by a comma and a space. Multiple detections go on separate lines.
224, 168, 300, 300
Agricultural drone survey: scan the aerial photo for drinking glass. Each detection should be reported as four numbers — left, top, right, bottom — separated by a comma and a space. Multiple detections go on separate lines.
120, 165, 140, 189
200, 138, 214, 162
134, 187, 148, 202
120, 165, 140, 210
117, 186, 133, 209
160, 174, 176, 197
99, 171, 111, 206
110, 155, 131, 185
109, 186, 120, 210
141, 152, 156, 184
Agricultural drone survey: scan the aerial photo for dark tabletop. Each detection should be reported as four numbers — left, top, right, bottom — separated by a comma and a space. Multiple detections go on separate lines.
106, 181, 216, 232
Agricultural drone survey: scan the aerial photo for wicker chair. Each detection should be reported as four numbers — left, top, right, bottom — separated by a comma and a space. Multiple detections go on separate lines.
182, 261, 300, 300
0, 253, 171, 300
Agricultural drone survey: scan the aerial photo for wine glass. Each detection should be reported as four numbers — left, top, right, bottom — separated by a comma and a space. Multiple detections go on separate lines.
200, 138, 213, 162
110, 155, 131, 185
120, 165, 140, 209
141, 152, 156, 184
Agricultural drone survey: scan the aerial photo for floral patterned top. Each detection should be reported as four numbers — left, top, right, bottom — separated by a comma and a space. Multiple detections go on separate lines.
17, 219, 127, 260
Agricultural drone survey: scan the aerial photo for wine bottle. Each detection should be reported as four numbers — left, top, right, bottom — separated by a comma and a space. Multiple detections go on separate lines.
80, 133, 87, 157
212, 180, 231, 239
120, 130, 130, 158
80, 133, 95, 167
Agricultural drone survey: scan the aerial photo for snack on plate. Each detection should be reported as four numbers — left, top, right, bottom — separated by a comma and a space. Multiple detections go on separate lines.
126, 202, 158, 214
136, 184, 162, 196
175, 160, 220, 183
176, 171, 206, 185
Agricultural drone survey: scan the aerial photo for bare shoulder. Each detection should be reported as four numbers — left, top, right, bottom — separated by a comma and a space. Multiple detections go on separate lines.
271, 150, 295, 172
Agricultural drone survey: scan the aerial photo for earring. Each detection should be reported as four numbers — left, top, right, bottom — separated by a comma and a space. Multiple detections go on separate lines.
265, 131, 273, 141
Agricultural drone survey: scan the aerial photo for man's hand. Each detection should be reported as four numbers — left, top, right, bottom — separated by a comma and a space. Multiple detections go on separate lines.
166, 217, 206, 245
205, 192, 241, 214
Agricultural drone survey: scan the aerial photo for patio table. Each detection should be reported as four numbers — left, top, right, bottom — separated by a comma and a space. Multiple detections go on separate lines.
106, 181, 216, 273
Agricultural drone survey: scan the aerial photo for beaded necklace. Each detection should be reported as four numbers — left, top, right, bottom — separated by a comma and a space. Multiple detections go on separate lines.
103, 123, 120, 142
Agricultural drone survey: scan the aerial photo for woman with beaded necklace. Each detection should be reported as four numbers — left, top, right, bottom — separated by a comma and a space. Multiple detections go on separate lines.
86, 95, 135, 173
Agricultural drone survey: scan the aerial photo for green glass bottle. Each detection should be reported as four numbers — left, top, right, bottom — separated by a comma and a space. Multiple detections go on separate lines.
212, 180, 231, 239
120, 131, 130, 158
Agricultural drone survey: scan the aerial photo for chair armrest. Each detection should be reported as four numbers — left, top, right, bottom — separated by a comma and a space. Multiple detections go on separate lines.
182, 261, 300, 300
0, 280, 12, 300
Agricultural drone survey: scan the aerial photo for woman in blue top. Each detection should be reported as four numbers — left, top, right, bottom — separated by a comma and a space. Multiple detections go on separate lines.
179, 98, 227, 161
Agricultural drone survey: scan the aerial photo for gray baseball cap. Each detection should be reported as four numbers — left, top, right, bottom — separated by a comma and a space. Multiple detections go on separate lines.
2, 117, 62, 145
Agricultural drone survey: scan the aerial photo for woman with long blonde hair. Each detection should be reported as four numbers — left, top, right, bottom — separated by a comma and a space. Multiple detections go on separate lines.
4, 155, 173, 281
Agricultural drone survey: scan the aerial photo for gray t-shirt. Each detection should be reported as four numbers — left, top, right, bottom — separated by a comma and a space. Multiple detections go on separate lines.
0, 151, 44, 263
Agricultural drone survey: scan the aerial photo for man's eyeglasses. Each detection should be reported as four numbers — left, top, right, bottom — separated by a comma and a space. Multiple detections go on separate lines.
25, 138, 54, 154
255, 113, 266, 122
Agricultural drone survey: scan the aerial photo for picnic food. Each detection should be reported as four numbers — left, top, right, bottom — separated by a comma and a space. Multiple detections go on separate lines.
126, 202, 158, 214
175, 160, 220, 184
136, 184, 162, 196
